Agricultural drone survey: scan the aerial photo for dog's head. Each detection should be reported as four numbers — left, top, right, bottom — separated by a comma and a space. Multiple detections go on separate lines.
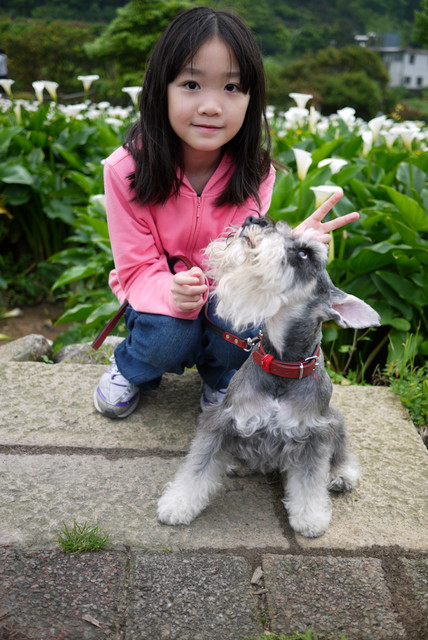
206, 218, 380, 333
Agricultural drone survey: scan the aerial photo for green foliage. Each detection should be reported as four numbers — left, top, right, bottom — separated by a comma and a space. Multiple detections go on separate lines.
57, 520, 110, 553
0, 18, 101, 94
85, 0, 191, 92
267, 45, 389, 119
413, 0, 428, 47
384, 334, 428, 442
268, 111, 428, 380
0, 99, 130, 308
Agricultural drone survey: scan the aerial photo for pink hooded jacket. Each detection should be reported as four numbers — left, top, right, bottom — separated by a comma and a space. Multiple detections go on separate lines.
105, 145, 276, 320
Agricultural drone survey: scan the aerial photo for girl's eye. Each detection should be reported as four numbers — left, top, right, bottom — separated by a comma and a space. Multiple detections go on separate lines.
225, 83, 240, 93
185, 81, 199, 90
298, 249, 309, 260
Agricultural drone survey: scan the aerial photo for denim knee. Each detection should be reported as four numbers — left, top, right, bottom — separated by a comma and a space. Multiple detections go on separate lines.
115, 308, 204, 387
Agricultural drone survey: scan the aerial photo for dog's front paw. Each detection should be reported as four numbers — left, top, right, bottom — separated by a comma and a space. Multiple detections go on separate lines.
288, 511, 331, 538
157, 486, 196, 526
328, 461, 360, 492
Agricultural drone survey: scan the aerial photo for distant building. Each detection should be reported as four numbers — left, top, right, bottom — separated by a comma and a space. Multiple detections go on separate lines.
356, 33, 428, 90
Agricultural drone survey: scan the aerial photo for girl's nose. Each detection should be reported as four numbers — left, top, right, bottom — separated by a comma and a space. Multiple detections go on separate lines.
198, 94, 222, 116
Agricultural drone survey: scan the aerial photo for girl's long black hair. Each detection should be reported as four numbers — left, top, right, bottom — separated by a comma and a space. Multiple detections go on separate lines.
124, 6, 271, 207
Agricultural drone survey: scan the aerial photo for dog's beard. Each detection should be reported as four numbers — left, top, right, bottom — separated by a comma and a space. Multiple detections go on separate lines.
207, 230, 293, 330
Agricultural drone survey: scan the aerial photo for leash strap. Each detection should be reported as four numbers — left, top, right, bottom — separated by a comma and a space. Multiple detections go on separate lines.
91, 255, 194, 351
253, 341, 321, 379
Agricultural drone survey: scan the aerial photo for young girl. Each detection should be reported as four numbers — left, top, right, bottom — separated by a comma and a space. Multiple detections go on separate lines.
94, 6, 359, 418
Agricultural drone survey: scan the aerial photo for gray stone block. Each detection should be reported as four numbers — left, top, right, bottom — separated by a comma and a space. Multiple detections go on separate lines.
126, 553, 262, 639
263, 554, 406, 639
0, 455, 288, 550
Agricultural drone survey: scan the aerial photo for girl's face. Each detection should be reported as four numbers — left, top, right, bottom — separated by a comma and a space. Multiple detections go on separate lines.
167, 37, 250, 162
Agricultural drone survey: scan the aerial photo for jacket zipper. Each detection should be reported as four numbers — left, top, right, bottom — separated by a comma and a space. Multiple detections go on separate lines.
186, 194, 202, 258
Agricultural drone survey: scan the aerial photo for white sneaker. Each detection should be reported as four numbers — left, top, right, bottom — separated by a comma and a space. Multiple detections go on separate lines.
93, 356, 139, 418
200, 383, 227, 411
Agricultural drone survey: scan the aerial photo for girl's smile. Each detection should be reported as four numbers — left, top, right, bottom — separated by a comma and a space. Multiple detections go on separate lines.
167, 37, 250, 169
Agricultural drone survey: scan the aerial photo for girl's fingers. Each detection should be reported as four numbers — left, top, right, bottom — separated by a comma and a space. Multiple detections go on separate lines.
311, 190, 344, 221
322, 211, 360, 233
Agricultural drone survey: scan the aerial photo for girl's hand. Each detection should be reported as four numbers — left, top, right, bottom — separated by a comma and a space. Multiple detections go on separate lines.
171, 267, 208, 312
294, 191, 359, 244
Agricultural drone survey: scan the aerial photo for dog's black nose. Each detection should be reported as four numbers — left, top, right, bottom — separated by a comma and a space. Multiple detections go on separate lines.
242, 215, 269, 229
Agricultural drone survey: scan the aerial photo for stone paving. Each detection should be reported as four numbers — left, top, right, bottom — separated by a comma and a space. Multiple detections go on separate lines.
0, 342, 427, 639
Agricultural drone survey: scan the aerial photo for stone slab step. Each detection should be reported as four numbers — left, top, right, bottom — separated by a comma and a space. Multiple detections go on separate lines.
0, 363, 427, 551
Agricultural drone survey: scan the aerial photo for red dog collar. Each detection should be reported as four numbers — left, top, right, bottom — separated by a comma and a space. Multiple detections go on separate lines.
253, 341, 320, 379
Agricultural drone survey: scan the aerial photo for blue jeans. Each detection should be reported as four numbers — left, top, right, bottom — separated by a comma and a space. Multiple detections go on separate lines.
114, 298, 258, 391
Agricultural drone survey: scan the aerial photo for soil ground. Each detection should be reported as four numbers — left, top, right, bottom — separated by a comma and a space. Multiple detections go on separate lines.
0, 303, 70, 344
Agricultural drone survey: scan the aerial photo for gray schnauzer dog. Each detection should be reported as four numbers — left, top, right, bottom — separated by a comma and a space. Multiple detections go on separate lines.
157, 219, 381, 538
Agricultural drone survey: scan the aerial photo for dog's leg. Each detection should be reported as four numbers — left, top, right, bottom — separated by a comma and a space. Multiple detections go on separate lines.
327, 408, 360, 492
157, 414, 231, 525
282, 443, 332, 538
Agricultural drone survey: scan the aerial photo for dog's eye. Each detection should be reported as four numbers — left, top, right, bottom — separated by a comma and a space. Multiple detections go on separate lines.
298, 249, 309, 260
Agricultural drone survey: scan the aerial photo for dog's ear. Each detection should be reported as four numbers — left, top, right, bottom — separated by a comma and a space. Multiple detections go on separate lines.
328, 286, 381, 329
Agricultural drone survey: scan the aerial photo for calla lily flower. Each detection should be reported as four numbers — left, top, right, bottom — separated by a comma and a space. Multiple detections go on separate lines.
368, 115, 387, 142
318, 158, 348, 174
77, 74, 99, 101
77, 75, 99, 91
289, 92, 313, 109
382, 130, 398, 150
293, 148, 312, 181
337, 107, 356, 127
122, 86, 142, 107
390, 126, 418, 152
308, 105, 320, 133
32, 81, 45, 103
0, 79, 14, 99
310, 185, 343, 209
362, 130, 373, 157
44, 81, 59, 102
285, 107, 308, 128
91, 194, 106, 210
14, 102, 22, 124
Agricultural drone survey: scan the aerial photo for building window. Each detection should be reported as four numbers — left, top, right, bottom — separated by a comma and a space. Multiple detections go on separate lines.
417, 77, 423, 86
409, 54, 415, 64
404, 76, 411, 85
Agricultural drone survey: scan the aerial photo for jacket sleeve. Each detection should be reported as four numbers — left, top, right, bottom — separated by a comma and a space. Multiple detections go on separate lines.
105, 160, 205, 319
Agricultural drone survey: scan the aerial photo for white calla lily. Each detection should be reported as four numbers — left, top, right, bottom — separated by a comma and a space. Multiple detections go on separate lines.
91, 194, 106, 210
310, 185, 343, 209
308, 105, 321, 133
77, 75, 99, 91
382, 130, 398, 150
122, 86, 142, 107
337, 107, 356, 128
390, 126, 418, 152
318, 158, 348, 174
368, 115, 387, 142
293, 148, 312, 181
32, 81, 45, 103
289, 92, 313, 109
44, 81, 59, 102
362, 130, 373, 156
0, 78, 14, 99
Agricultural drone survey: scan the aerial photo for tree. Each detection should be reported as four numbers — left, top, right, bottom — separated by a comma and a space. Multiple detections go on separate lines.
413, 0, 428, 47
85, 0, 191, 88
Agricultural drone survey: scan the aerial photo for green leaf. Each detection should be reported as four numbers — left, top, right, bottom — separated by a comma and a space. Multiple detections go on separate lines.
56, 303, 96, 324
0, 163, 34, 185
86, 301, 120, 324
381, 185, 428, 231
52, 263, 99, 290
0, 126, 23, 152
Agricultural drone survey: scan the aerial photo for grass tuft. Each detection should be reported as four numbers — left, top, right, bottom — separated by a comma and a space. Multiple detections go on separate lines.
57, 520, 110, 553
